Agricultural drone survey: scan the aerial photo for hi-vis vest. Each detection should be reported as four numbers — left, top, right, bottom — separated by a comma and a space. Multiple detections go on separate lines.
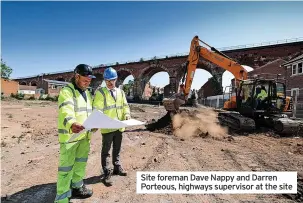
93, 87, 130, 134
257, 90, 268, 100
57, 83, 93, 143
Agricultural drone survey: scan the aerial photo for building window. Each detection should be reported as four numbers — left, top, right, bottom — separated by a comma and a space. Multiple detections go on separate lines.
298, 62, 302, 74
292, 64, 297, 75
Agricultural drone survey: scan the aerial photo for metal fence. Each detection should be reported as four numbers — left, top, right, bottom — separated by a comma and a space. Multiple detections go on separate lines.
219, 37, 303, 51
198, 94, 232, 109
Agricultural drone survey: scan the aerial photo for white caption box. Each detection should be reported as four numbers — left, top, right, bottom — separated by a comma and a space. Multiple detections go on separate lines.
136, 171, 297, 194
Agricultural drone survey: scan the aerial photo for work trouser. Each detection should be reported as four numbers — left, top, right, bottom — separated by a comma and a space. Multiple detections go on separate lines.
101, 130, 123, 173
54, 138, 90, 203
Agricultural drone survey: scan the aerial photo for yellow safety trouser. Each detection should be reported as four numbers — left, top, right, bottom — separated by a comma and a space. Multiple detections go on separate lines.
54, 139, 90, 203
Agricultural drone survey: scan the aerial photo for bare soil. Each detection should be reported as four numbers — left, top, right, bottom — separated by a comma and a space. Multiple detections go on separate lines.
1, 99, 303, 203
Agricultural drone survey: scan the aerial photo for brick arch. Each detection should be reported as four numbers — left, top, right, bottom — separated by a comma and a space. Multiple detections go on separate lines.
175, 59, 223, 83
56, 77, 65, 82
234, 54, 258, 67
90, 73, 103, 92
138, 64, 170, 78
30, 80, 38, 86
116, 69, 134, 87
20, 81, 27, 85
66, 77, 74, 82
173, 59, 224, 97
138, 64, 171, 93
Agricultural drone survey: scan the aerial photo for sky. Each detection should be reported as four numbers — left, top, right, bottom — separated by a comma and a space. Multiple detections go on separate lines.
2, 1, 303, 90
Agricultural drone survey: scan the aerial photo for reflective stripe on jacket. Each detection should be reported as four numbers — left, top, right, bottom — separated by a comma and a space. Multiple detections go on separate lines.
57, 83, 93, 143
92, 87, 130, 134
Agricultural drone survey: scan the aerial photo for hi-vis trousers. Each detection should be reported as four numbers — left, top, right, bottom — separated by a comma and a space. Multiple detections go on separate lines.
54, 138, 90, 203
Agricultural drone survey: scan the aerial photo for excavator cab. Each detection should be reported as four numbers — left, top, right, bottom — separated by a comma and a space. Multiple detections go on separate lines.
235, 79, 287, 116
218, 78, 289, 132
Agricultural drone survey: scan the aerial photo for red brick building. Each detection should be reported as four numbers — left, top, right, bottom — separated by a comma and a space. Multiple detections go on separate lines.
230, 59, 287, 87
19, 85, 37, 94
198, 78, 218, 98
227, 56, 303, 117
281, 54, 303, 117
247, 59, 287, 78
41, 79, 69, 96
1, 78, 19, 96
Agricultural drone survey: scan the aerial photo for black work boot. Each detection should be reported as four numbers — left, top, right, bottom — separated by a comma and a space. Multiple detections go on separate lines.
102, 169, 113, 186
113, 166, 127, 176
71, 184, 93, 199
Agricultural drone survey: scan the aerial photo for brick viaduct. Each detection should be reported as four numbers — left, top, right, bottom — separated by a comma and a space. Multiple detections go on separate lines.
14, 40, 303, 99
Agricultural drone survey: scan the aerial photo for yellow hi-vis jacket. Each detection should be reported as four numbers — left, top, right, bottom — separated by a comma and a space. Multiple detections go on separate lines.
257, 89, 268, 101
57, 83, 93, 143
92, 87, 130, 134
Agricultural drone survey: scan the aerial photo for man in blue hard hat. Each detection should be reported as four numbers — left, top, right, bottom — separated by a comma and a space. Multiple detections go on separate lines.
93, 67, 131, 186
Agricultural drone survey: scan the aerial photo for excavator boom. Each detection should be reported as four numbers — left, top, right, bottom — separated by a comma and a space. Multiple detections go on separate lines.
184, 36, 247, 98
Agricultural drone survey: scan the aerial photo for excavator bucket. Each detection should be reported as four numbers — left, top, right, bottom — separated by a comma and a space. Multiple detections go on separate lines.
162, 95, 186, 112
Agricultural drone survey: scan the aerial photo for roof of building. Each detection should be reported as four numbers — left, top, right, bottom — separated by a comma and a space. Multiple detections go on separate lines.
43, 79, 70, 85
19, 85, 37, 91
251, 58, 287, 72
281, 53, 303, 66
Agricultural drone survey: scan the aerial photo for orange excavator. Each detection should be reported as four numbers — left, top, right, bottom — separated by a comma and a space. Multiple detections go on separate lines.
162, 36, 302, 135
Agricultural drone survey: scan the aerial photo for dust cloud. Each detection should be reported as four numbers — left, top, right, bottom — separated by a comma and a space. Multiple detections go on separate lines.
172, 107, 228, 139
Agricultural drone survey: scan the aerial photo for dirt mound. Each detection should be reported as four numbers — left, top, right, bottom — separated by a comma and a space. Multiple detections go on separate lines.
145, 108, 229, 139
145, 112, 173, 134
173, 108, 228, 139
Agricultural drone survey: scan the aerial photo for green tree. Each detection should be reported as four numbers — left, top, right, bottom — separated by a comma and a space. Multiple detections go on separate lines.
128, 80, 134, 86
122, 79, 134, 96
1, 59, 13, 79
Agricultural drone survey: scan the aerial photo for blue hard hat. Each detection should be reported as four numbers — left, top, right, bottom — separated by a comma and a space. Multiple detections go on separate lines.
104, 67, 117, 80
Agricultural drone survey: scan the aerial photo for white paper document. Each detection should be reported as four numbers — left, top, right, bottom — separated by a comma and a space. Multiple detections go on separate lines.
82, 109, 146, 130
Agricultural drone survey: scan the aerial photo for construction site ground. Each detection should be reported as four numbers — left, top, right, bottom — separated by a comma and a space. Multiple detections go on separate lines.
1, 99, 303, 203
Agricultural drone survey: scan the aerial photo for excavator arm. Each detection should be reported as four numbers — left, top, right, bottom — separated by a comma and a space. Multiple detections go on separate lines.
184, 36, 247, 98
163, 35, 248, 112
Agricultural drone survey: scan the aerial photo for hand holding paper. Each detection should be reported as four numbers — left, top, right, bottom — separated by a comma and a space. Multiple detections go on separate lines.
82, 109, 145, 130
71, 122, 85, 133
68, 110, 145, 141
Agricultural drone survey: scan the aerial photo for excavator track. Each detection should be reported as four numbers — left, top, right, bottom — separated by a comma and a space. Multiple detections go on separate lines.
217, 111, 256, 132
217, 110, 303, 136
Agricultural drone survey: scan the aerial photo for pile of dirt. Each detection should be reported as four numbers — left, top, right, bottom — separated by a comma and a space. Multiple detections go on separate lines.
173, 108, 229, 139
145, 108, 229, 139
145, 112, 173, 134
